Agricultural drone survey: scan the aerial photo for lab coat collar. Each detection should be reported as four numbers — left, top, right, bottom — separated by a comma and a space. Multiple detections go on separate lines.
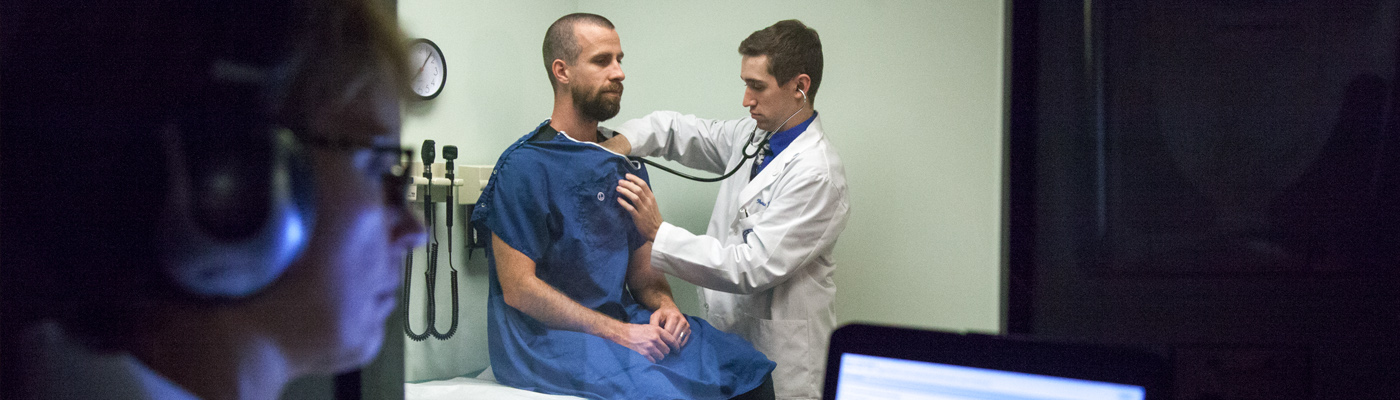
738, 115, 825, 202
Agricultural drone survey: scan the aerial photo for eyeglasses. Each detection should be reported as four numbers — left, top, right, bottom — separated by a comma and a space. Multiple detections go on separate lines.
291, 129, 414, 208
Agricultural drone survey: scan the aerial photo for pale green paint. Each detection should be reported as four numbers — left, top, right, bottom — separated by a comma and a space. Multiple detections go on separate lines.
398, 0, 1005, 382
397, 0, 576, 382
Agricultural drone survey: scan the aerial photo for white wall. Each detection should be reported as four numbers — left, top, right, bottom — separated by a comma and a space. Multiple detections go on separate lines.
396, 0, 1005, 382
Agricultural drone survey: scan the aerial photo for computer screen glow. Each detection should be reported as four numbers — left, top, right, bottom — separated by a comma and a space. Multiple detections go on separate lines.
836, 353, 1146, 400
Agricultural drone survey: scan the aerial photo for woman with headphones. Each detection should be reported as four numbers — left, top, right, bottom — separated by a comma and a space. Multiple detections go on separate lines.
2, 0, 426, 398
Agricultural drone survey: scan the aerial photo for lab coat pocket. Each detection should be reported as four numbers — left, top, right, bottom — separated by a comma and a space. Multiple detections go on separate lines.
754, 318, 812, 398
732, 200, 764, 239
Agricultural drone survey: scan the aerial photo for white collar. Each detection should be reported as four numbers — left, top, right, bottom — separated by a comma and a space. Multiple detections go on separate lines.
739, 116, 825, 201
556, 125, 629, 158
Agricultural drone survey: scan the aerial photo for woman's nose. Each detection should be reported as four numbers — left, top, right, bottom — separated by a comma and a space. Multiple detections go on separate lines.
393, 207, 428, 249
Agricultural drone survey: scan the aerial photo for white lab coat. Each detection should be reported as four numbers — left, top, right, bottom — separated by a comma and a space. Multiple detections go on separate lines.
617, 111, 850, 400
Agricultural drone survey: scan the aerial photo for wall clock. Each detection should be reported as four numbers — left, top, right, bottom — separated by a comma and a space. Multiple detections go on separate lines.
408, 38, 446, 100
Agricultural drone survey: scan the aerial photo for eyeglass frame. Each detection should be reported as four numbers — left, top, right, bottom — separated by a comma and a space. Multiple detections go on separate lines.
291, 129, 415, 209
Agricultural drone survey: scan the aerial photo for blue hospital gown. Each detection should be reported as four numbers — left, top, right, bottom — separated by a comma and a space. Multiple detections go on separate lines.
471, 121, 776, 400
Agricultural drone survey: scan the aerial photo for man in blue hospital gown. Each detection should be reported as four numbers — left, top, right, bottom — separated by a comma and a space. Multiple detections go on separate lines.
469, 13, 776, 400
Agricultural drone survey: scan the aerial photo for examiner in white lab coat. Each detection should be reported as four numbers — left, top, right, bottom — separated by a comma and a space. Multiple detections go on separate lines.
606, 20, 850, 400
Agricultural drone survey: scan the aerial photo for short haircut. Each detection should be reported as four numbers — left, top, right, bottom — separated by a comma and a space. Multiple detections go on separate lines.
542, 13, 615, 90
738, 20, 824, 103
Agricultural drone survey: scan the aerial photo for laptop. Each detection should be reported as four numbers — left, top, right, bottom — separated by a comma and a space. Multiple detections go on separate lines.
822, 324, 1169, 400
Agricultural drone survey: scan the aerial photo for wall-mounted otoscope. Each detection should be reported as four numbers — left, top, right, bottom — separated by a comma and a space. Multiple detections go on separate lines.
404, 138, 457, 341
420, 140, 436, 222
443, 145, 457, 226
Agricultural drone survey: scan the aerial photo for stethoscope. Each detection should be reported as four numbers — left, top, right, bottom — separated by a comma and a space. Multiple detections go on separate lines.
630, 88, 807, 182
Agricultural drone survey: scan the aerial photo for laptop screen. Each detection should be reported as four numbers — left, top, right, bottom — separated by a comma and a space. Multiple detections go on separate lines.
835, 353, 1146, 400
823, 324, 1166, 400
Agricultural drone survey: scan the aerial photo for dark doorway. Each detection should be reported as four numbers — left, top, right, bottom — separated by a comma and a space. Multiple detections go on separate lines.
1008, 1, 1400, 398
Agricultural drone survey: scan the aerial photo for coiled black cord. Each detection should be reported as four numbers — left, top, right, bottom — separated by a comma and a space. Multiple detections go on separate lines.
402, 250, 430, 341
402, 198, 459, 341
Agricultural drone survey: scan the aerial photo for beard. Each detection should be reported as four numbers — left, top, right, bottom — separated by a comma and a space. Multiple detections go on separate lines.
572, 81, 623, 122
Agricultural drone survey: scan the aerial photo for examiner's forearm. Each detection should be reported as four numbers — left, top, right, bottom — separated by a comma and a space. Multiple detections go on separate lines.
614, 111, 737, 174
652, 172, 847, 294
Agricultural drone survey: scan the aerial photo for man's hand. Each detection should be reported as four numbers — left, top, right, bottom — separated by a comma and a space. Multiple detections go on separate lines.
616, 173, 661, 241
599, 134, 633, 156
649, 306, 691, 350
606, 322, 678, 363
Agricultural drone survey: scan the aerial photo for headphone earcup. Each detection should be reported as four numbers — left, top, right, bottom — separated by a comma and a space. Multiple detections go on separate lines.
158, 99, 315, 299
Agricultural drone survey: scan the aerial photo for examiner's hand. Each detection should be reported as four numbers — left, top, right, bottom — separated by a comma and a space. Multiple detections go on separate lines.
616, 173, 661, 241
649, 306, 691, 350
599, 135, 633, 156
608, 323, 676, 363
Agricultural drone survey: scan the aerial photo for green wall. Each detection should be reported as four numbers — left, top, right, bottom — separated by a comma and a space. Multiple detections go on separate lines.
397, 0, 576, 382
397, 0, 1005, 382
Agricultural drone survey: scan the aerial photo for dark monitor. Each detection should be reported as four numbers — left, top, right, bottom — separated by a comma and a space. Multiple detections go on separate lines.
823, 324, 1169, 400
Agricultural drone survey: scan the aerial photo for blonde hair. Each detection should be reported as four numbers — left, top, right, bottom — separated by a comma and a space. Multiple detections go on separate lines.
282, 0, 412, 133
1, 0, 412, 354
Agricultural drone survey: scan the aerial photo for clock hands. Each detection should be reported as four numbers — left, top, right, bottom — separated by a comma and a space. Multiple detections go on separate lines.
413, 53, 433, 79
407, 39, 443, 99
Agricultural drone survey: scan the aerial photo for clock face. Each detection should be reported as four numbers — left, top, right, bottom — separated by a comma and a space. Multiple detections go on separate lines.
409, 39, 445, 100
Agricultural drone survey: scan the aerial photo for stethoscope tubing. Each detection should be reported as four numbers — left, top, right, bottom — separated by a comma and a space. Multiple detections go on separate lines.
628, 127, 771, 183
634, 90, 806, 183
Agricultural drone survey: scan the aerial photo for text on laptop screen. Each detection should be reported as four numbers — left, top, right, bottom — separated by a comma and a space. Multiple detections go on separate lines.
836, 353, 1146, 400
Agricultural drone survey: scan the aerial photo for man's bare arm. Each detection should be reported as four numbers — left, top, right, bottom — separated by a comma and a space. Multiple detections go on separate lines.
493, 234, 676, 362
626, 242, 690, 349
